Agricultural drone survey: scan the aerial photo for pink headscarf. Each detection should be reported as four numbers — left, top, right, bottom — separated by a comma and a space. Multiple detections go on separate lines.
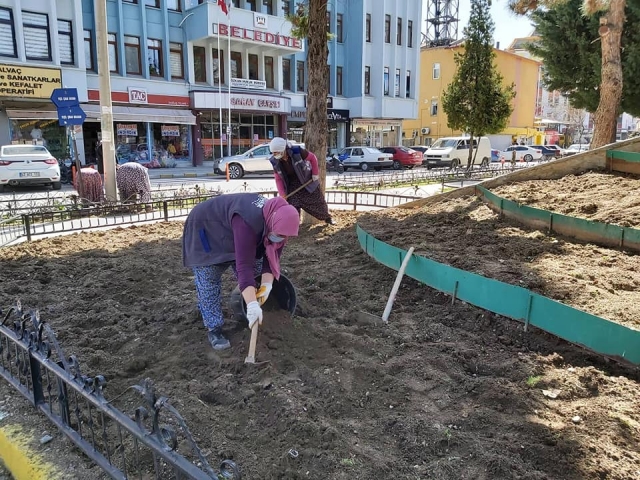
263, 197, 299, 279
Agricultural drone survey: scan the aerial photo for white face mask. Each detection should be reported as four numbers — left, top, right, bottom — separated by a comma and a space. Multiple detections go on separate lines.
272, 151, 284, 160
268, 233, 285, 243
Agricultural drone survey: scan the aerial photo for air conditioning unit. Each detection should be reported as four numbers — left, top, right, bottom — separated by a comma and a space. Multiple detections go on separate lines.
421, 127, 430, 135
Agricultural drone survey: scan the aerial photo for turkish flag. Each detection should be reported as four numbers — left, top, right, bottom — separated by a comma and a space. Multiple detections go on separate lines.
217, 0, 229, 16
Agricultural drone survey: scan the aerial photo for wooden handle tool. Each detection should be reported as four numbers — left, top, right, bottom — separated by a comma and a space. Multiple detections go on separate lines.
244, 323, 259, 364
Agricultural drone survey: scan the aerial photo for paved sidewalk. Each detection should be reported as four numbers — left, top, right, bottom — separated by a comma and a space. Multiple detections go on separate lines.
146, 161, 219, 179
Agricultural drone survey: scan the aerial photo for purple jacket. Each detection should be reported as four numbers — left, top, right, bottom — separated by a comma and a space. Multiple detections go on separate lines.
182, 193, 268, 269
270, 145, 319, 194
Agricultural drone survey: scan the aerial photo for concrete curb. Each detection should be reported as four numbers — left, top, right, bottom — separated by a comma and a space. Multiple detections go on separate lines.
0, 425, 58, 480
150, 172, 219, 180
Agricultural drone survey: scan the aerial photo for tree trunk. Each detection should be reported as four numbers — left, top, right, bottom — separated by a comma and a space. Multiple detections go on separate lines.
590, 0, 626, 149
305, 0, 328, 191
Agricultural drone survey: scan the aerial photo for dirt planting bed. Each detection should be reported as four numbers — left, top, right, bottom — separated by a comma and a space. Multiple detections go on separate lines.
0, 215, 639, 479
491, 171, 640, 228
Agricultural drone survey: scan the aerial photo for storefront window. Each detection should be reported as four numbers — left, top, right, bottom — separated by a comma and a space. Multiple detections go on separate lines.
115, 122, 146, 164
200, 112, 278, 158
10, 119, 69, 160
150, 124, 190, 166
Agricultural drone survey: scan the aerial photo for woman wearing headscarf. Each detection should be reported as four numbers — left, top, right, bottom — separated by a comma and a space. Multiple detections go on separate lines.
182, 193, 300, 350
268, 137, 335, 225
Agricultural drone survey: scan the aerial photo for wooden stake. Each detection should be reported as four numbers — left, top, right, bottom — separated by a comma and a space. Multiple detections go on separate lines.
244, 323, 259, 364
381, 247, 415, 323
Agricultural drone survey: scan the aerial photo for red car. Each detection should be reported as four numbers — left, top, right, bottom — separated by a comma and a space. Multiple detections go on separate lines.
380, 146, 423, 170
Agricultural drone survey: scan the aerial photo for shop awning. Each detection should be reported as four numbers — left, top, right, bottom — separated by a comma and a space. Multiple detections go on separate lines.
6, 105, 197, 125
82, 105, 196, 125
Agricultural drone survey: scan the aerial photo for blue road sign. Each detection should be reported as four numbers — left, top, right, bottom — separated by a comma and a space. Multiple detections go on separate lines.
58, 105, 86, 126
50, 88, 80, 108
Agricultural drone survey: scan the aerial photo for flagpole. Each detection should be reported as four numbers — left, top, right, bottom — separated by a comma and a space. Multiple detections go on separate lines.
227, 2, 232, 157
217, 21, 223, 160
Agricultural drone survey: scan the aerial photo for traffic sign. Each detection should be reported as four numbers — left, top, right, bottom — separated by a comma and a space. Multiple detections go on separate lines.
50, 88, 80, 108
58, 105, 86, 126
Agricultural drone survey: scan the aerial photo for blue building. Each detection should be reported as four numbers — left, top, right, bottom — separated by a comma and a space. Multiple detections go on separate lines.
0, 0, 421, 166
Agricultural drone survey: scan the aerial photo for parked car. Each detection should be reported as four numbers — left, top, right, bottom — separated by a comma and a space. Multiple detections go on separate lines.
424, 136, 492, 169
501, 145, 543, 162
537, 144, 565, 160
379, 146, 423, 170
216, 142, 305, 179
0, 144, 61, 192
409, 145, 430, 165
338, 146, 393, 172
564, 144, 590, 156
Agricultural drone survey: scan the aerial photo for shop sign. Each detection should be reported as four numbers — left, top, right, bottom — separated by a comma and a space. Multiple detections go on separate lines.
117, 124, 138, 136
231, 95, 281, 110
328, 109, 350, 122
0, 64, 62, 99
231, 78, 266, 90
214, 24, 303, 50
161, 125, 181, 137
287, 107, 306, 123
128, 87, 148, 104
253, 12, 268, 29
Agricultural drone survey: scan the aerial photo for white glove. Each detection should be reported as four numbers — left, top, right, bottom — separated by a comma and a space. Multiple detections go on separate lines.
312, 175, 319, 182
246, 301, 263, 329
256, 283, 273, 306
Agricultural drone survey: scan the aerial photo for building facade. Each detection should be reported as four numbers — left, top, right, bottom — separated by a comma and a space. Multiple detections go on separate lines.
0, 0, 421, 166
403, 44, 540, 148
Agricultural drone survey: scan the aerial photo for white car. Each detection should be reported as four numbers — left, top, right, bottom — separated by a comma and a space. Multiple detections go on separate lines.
338, 146, 393, 172
501, 145, 543, 162
216, 142, 305, 179
565, 144, 590, 155
0, 144, 61, 192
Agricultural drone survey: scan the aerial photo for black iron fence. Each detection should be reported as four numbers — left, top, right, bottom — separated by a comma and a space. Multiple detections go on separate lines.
3, 191, 419, 246
0, 302, 240, 480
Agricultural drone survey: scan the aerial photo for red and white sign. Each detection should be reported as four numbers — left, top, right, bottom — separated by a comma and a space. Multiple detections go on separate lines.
213, 24, 303, 50
128, 87, 148, 104
161, 125, 181, 137
88, 90, 190, 107
116, 124, 138, 136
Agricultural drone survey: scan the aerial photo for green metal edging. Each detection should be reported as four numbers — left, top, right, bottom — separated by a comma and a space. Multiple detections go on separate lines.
356, 224, 640, 365
606, 150, 640, 162
476, 185, 640, 251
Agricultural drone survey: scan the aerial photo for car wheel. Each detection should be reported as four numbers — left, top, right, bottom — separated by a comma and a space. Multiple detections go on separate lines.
524, 154, 533, 162
228, 163, 244, 179
52, 182, 62, 190
450, 158, 460, 170
360, 162, 370, 172
0, 184, 5, 193
373, 166, 382, 172
392, 160, 402, 170
480, 157, 489, 168
342, 166, 348, 172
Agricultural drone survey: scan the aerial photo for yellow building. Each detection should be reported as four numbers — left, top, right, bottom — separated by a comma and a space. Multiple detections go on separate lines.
403, 42, 541, 146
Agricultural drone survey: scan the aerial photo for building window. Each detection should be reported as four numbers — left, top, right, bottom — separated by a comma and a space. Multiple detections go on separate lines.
283, 0, 290, 16
248, 53, 259, 80
0, 8, 16, 58
123, 0, 138, 3
193, 45, 206, 82
23, 11, 50, 61
167, 0, 181, 11
408, 20, 413, 48
431, 100, 438, 116
397, 18, 402, 45
56, 20, 74, 65
170, 42, 183, 79
212, 48, 224, 84
283, 58, 291, 90
366, 13, 371, 42
336, 66, 342, 96
124, 35, 141, 74
147, 38, 162, 76
84, 29, 93, 70
384, 15, 390, 43
108, 33, 118, 72
326, 11, 331, 34
383, 66, 389, 95
145, 0, 160, 7
263, 0, 273, 15
406, 70, 411, 98
231, 51, 242, 78
395, 68, 400, 96
433, 62, 440, 80
265, 56, 274, 88
296, 60, 304, 92
336, 13, 343, 43
364, 66, 370, 95
246, 0, 257, 12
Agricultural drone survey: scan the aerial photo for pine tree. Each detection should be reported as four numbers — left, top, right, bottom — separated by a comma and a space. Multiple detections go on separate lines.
442, 0, 515, 169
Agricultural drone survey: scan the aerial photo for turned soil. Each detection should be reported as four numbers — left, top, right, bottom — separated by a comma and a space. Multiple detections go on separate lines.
491, 171, 640, 228
0, 214, 639, 480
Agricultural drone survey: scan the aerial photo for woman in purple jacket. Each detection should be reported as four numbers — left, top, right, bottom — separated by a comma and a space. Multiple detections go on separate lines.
182, 193, 299, 350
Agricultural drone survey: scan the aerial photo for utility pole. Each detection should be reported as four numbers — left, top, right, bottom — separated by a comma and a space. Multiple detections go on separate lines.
96, 0, 117, 201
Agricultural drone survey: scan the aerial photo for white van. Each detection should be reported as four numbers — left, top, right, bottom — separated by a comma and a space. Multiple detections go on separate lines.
424, 136, 492, 169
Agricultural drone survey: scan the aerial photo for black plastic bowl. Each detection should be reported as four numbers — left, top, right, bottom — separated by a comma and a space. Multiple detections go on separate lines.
230, 274, 297, 323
